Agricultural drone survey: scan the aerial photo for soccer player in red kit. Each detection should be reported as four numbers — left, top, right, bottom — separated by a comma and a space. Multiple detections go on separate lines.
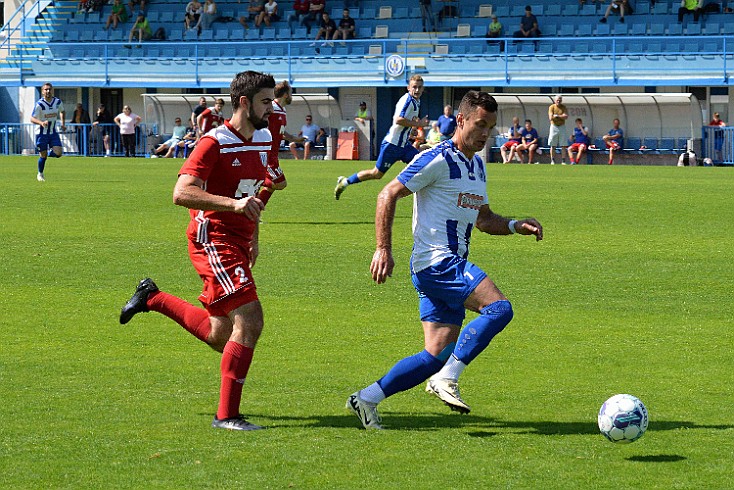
197, 97, 225, 136
258, 80, 305, 206
119, 70, 276, 431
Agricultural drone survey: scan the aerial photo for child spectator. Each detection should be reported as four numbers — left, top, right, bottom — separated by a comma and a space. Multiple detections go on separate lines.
106, 0, 129, 29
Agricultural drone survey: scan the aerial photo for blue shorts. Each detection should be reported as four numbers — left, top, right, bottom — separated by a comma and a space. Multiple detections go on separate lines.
375, 140, 419, 173
411, 256, 487, 326
36, 133, 62, 152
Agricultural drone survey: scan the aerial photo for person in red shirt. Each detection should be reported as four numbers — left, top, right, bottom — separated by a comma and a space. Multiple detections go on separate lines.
119, 70, 276, 431
287, 0, 309, 31
196, 98, 225, 136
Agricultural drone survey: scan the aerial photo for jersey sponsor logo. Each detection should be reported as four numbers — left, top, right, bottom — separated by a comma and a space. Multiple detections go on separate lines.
232, 157, 241, 167
457, 192, 483, 210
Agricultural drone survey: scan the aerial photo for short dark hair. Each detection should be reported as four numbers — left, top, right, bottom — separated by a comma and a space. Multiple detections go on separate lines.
230, 71, 276, 111
525, 119, 532, 124
274, 80, 292, 99
457, 90, 498, 117
525, 5, 532, 11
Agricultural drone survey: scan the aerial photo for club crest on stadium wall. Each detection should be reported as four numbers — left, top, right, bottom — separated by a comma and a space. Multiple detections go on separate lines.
385, 55, 405, 78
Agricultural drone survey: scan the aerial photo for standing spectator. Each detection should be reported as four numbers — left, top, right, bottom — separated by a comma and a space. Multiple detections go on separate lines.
118, 70, 277, 432
287, 0, 310, 31
303, 0, 325, 33
197, 98, 225, 135
437, 104, 457, 140
312, 12, 337, 46
151, 117, 188, 157
500, 116, 523, 164
289, 114, 320, 160
600, 0, 630, 23
92, 103, 114, 157
514, 119, 540, 164
333, 8, 355, 44
197, 0, 218, 30
185, 0, 203, 30
106, 0, 129, 29
128, 0, 146, 16
603, 118, 624, 165
513, 5, 541, 38
548, 94, 569, 164
256, 0, 279, 28
71, 103, 91, 156
567, 118, 590, 165
708, 112, 726, 161
678, 0, 703, 22
128, 13, 152, 44
419, 0, 436, 32
29, 82, 65, 182
191, 96, 208, 133
114, 105, 142, 157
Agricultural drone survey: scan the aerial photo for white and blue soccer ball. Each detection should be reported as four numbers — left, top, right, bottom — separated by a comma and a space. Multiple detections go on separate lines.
598, 394, 648, 444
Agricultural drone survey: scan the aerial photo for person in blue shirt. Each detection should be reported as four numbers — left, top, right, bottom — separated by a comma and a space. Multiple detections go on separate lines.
514, 119, 540, 164
436, 105, 457, 141
602, 118, 624, 165
567, 118, 590, 165
500, 116, 523, 164
29, 82, 66, 182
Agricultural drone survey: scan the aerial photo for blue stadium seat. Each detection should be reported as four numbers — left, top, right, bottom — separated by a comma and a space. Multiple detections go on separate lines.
531, 4, 544, 15
109, 29, 124, 41
625, 137, 642, 152
358, 27, 372, 38
576, 24, 592, 37
558, 24, 574, 37
493, 6, 509, 17
277, 27, 291, 39
184, 29, 198, 41
86, 12, 101, 23
630, 22, 647, 36
245, 29, 260, 40
703, 22, 720, 35
147, 12, 161, 22
642, 137, 658, 153
545, 4, 561, 16
350, 45, 365, 55
394, 7, 408, 18
594, 23, 610, 36
222, 47, 236, 58
613, 23, 628, 36
652, 2, 668, 14
649, 22, 665, 36
199, 30, 214, 41
562, 4, 579, 16
686, 23, 702, 35
293, 27, 308, 39
667, 23, 683, 35
511, 5, 526, 16
215, 28, 230, 40
722, 21, 734, 34
160, 11, 175, 23
538, 42, 553, 54
350, 7, 360, 19
65, 30, 80, 42
94, 30, 108, 41
635, 1, 651, 14
580, 4, 596, 15
658, 138, 676, 153
471, 25, 487, 37
362, 8, 376, 19
168, 29, 183, 41
262, 28, 276, 40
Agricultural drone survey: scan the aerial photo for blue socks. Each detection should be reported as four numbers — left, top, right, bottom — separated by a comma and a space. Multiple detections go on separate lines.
37, 157, 47, 173
453, 300, 513, 365
377, 349, 443, 397
346, 174, 361, 185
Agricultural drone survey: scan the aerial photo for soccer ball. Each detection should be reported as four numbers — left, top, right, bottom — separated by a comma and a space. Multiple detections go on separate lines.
597, 394, 648, 443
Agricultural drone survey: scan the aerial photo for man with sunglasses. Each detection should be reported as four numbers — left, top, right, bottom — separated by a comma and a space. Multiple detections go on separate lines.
289, 114, 320, 160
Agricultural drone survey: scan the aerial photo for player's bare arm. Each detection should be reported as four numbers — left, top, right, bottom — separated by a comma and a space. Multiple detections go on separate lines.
370, 179, 412, 284
30, 116, 47, 128
173, 173, 264, 222
395, 115, 429, 128
475, 205, 543, 241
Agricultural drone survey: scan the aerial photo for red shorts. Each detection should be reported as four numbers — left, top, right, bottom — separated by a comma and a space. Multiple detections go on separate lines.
606, 141, 621, 150
570, 143, 587, 152
188, 240, 259, 317
502, 141, 520, 149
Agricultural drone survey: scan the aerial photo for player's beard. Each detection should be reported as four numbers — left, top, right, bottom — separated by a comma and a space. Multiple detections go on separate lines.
249, 106, 269, 130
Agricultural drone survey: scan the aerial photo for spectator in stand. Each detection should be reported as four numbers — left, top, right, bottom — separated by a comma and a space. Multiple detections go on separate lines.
92, 103, 114, 157
333, 8, 356, 44
197, 0, 218, 30
486, 14, 505, 51
151, 117, 188, 157
567, 118, 590, 165
256, 0, 280, 27
600, 0, 629, 23
514, 119, 540, 164
185, 0, 203, 30
437, 105, 457, 141
106, 0, 129, 29
315, 127, 327, 147
500, 116, 523, 164
424, 121, 442, 148
289, 114, 320, 160
602, 118, 624, 165
197, 98, 225, 134
708, 112, 726, 161
678, 0, 703, 22
174, 121, 199, 158
71, 103, 91, 156
128, 13, 152, 44
287, 0, 310, 31
419, 0, 436, 32
191, 96, 208, 133
354, 101, 372, 126
114, 105, 141, 157
128, 0, 146, 16
312, 12, 337, 46
548, 94, 569, 164
240, 0, 264, 29
77, 0, 89, 13
513, 5, 541, 38
303, 0, 325, 33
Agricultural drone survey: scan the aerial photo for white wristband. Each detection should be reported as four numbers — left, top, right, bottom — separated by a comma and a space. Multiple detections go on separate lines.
508, 219, 518, 234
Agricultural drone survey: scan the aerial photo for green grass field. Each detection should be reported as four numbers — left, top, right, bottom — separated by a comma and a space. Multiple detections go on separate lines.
1, 155, 732, 489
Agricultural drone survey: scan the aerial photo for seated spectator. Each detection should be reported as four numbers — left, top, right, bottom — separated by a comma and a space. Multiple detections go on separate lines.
333, 8, 356, 43
256, 0, 279, 27
185, 0, 203, 30
424, 122, 442, 148
77, 0, 89, 13
600, 0, 630, 23
501, 116, 523, 163
567, 118, 590, 165
678, 0, 703, 22
106, 0, 129, 29
412, 123, 427, 150
314, 128, 327, 147
174, 122, 199, 157
128, 13, 152, 43
312, 12, 336, 46
513, 5, 541, 38
240, 0, 264, 29
198, 0, 218, 30
488, 14, 502, 38
419, 0, 436, 32
287, 0, 311, 31
289, 114, 320, 160
128, 0, 146, 16
603, 118, 624, 165
303, 0, 325, 33
151, 117, 188, 158
514, 119, 540, 164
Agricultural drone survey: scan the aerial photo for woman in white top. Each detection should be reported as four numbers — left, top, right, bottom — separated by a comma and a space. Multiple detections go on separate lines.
256, 0, 278, 27
114, 106, 142, 157
184, 0, 203, 30
197, 0, 218, 30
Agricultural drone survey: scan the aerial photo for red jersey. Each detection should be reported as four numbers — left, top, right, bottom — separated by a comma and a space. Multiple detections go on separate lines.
179, 120, 271, 244
267, 100, 287, 169
199, 107, 225, 133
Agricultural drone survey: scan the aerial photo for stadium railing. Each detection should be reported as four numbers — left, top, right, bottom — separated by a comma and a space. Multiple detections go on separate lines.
702, 126, 734, 165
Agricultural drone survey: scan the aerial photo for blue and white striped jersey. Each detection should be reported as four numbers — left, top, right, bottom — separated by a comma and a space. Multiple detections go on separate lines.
32, 97, 65, 135
383, 92, 421, 148
396, 139, 488, 273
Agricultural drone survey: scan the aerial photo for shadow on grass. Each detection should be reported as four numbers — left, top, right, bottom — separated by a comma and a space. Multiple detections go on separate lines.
626, 455, 687, 463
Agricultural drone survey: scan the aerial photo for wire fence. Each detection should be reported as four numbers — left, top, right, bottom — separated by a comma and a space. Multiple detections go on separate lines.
702, 126, 734, 165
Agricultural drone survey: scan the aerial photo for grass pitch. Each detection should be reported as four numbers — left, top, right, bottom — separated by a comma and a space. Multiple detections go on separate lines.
0, 155, 732, 489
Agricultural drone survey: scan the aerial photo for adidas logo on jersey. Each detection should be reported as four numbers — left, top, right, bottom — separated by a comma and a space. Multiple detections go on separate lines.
232, 158, 241, 167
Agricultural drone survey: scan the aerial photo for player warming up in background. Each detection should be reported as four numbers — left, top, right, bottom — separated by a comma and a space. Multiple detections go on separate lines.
30, 82, 65, 182
346, 91, 543, 430
119, 71, 276, 431
258, 80, 306, 206
334, 75, 429, 200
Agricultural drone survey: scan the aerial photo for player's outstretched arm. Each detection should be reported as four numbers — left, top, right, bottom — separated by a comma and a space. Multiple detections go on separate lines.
475, 205, 543, 241
370, 179, 412, 284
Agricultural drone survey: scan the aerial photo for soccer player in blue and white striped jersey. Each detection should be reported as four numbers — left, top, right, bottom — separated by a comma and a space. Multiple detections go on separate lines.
346, 91, 543, 429
334, 75, 429, 200
30, 82, 66, 182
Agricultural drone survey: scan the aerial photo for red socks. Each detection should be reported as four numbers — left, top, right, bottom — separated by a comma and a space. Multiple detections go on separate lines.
146, 290, 212, 343
216, 341, 255, 420
258, 186, 274, 206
